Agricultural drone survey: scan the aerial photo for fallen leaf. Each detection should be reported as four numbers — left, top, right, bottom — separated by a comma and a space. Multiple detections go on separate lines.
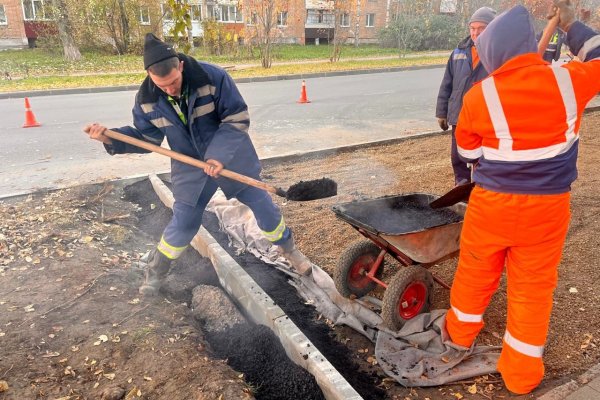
453, 393, 464, 399
143, 376, 152, 381
94, 382, 99, 388
81, 236, 94, 243
467, 384, 477, 394
104, 373, 116, 380
0, 380, 8, 392
98, 335, 109, 343
128, 298, 140, 305
124, 387, 139, 400
569, 287, 578, 293
42, 351, 60, 358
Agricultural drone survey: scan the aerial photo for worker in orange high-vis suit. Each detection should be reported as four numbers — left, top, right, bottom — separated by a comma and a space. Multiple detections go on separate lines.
445, 1, 600, 395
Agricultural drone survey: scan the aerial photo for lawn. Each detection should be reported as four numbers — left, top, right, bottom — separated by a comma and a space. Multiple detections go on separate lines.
0, 45, 447, 93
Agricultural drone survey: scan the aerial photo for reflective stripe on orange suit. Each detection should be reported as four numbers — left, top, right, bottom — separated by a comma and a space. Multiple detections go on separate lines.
448, 21, 600, 395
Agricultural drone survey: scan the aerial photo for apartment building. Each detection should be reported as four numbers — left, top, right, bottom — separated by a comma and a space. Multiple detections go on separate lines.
0, 0, 446, 50
0, 0, 28, 48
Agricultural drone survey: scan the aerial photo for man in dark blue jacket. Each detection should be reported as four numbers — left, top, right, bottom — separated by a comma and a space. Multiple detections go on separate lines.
84, 34, 312, 295
435, 7, 496, 185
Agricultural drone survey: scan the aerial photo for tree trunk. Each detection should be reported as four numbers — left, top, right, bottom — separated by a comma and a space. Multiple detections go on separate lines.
354, 0, 361, 47
52, 0, 81, 61
118, 0, 130, 54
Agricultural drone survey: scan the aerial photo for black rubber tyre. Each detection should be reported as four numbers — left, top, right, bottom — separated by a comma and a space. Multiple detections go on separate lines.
334, 240, 385, 298
381, 265, 434, 331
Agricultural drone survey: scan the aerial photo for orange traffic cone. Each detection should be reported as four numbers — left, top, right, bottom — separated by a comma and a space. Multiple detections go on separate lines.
23, 97, 41, 128
297, 80, 311, 104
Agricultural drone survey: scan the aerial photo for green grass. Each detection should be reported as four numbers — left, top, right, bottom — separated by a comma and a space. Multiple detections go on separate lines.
0, 46, 446, 93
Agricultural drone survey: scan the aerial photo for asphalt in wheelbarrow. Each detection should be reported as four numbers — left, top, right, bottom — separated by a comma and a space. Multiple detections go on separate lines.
333, 194, 463, 235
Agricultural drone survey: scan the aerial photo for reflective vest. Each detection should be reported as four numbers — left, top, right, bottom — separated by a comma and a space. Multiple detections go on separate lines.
456, 53, 600, 195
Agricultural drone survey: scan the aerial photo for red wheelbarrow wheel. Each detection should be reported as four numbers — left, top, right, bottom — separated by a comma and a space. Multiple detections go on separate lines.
334, 240, 385, 298
381, 265, 434, 331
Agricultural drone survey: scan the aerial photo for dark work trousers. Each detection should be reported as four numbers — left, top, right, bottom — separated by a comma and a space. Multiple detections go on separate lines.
451, 125, 472, 185
162, 177, 292, 256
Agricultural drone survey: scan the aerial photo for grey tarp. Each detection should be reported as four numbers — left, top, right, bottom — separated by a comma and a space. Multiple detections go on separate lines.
206, 191, 501, 386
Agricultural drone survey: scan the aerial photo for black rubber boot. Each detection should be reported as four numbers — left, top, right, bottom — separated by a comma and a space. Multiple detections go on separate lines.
139, 250, 172, 296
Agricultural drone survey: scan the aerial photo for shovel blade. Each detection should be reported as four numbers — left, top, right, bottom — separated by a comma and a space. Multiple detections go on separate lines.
429, 182, 475, 209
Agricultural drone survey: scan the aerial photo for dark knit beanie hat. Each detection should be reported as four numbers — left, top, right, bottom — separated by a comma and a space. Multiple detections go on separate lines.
469, 7, 496, 25
143, 33, 177, 70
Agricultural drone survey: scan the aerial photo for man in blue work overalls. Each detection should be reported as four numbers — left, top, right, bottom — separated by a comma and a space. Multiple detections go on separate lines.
84, 34, 312, 295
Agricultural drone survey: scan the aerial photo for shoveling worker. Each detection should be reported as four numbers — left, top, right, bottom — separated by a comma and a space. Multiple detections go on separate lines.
445, 2, 600, 394
84, 33, 312, 296
436, 6, 496, 186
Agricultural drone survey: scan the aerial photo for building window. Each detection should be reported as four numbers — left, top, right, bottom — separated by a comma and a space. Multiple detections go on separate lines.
277, 11, 287, 26
208, 4, 241, 22
0, 5, 7, 25
191, 4, 201, 22
139, 6, 150, 25
340, 13, 349, 27
306, 10, 334, 25
207, 5, 220, 20
22, 0, 51, 21
366, 13, 375, 27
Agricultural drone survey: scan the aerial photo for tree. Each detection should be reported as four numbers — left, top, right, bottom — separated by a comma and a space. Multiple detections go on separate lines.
384, 0, 431, 56
164, 0, 194, 52
329, 0, 356, 62
244, 0, 293, 68
52, 0, 82, 61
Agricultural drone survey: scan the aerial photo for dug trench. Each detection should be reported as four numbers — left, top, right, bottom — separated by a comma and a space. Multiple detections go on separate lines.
123, 178, 385, 400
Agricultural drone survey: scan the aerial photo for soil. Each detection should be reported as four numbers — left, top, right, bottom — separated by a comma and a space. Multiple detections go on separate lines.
1, 111, 599, 400
260, 111, 600, 399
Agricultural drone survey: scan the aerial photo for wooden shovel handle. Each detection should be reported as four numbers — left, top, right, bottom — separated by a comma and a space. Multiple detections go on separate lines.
104, 129, 278, 195
538, 14, 560, 57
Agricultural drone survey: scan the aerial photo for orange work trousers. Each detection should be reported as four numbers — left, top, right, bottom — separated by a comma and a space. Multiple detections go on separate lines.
446, 186, 570, 394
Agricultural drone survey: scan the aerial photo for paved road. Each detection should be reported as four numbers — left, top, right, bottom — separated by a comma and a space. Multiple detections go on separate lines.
0, 68, 445, 197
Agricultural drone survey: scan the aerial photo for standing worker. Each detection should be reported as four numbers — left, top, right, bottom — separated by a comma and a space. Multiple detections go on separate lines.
435, 7, 496, 185
537, 29, 565, 63
84, 33, 313, 296
446, 2, 600, 395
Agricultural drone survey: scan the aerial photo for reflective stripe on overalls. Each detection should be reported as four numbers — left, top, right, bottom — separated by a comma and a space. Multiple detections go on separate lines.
157, 236, 188, 260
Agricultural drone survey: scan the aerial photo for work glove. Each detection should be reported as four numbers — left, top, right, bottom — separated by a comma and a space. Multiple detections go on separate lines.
550, 0, 576, 32
438, 118, 449, 131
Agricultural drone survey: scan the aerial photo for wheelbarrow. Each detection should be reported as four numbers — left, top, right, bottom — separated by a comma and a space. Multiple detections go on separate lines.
331, 193, 467, 331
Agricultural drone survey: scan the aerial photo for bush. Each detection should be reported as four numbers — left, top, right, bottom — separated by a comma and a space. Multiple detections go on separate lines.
378, 14, 464, 52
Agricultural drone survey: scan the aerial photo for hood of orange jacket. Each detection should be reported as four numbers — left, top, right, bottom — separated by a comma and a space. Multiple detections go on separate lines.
476, 5, 537, 73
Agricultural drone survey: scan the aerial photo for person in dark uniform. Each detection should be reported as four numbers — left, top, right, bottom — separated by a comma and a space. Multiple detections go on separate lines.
537, 29, 565, 62
84, 34, 313, 296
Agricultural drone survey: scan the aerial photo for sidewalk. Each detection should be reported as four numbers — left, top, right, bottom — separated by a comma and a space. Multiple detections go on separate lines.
538, 363, 600, 399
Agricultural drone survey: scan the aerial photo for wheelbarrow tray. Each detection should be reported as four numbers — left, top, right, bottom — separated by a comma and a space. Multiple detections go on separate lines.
332, 193, 466, 264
